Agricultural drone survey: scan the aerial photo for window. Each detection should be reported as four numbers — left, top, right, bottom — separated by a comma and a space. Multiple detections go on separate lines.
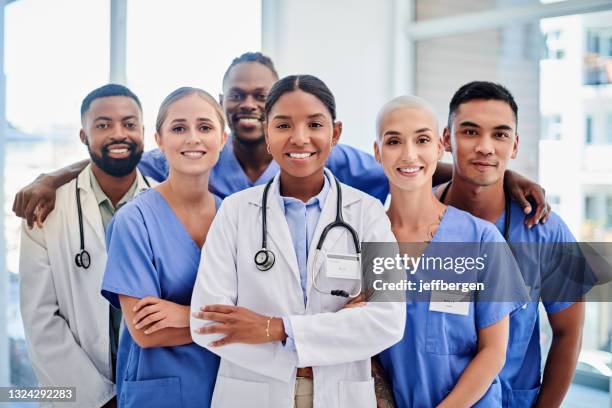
542, 114, 562, 140
585, 195, 596, 220
587, 28, 612, 57
544, 30, 565, 59
587, 30, 602, 54
585, 115, 593, 144
606, 196, 612, 228
549, 195, 561, 214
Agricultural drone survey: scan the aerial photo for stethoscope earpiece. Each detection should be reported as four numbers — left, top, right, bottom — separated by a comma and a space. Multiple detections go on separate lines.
254, 249, 275, 271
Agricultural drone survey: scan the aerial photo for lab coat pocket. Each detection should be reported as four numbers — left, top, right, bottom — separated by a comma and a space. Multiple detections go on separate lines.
120, 377, 182, 408
212, 375, 269, 408
425, 310, 476, 355
338, 379, 376, 408
508, 386, 539, 407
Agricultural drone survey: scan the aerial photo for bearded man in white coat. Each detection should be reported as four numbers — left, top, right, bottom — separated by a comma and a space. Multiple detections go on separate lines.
19, 84, 154, 408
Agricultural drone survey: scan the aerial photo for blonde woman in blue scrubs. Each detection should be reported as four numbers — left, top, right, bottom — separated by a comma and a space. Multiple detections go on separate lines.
101, 87, 226, 408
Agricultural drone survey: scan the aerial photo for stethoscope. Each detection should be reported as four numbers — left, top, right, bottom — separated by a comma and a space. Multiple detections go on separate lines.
254, 176, 362, 298
74, 175, 151, 269
439, 181, 510, 240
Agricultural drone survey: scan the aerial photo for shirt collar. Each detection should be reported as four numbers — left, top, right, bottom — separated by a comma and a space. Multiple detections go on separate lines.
275, 171, 330, 210
88, 166, 139, 210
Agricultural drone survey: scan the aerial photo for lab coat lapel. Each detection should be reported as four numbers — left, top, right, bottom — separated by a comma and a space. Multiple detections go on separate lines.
77, 167, 107, 251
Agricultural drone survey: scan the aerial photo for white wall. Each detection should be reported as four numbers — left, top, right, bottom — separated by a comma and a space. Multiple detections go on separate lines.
261, 0, 402, 154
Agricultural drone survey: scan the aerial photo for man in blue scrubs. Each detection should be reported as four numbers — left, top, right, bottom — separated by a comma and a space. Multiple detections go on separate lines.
436, 81, 585, 407
14, 52, 550, 224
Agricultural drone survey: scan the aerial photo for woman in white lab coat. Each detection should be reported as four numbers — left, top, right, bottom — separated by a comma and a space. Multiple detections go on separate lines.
190, 75, 405, 408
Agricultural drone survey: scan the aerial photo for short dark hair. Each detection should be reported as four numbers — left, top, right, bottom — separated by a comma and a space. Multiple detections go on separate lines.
80, 84, 142, 121
264, 75, 336, 121
222, 52, 279, 88
447, 81, 518, 129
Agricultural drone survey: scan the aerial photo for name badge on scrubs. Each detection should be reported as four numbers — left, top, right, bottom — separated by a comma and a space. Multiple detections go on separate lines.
429, 290, 470, 316
325, 252, 361, 280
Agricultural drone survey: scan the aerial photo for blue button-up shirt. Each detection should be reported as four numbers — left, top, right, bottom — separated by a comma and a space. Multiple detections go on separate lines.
277, 174, 330, 305
277, 173, 330, 356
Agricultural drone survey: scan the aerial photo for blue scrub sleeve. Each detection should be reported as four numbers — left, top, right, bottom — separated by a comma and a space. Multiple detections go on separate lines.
101, 205, 161, 309
325, 144, 389, 204
475, 227, 527, 330
540, 215, 583, 314
138, 149, 168, 182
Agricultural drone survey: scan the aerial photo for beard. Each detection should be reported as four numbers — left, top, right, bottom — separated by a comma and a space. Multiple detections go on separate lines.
88, 141, 143, 177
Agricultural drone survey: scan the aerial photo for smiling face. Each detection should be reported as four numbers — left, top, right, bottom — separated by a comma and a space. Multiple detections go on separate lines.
265, 89, 341, 180
375, 106, 443, 193
80, 95, 144, 177
444, 99, 519, 187
221, 62, 278, 145
155, 93, 227, 177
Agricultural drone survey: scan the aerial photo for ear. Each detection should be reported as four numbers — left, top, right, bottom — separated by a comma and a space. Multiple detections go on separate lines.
219, 93, 224, 107
332, 121, 343, 146
511, 133, 519, 159
436, 135, 444, 161
79, 129, 87, 145
220, 130, 228, 149
443, 127, 452, 152
155, 132, 163, 151
373, 141, 382, 163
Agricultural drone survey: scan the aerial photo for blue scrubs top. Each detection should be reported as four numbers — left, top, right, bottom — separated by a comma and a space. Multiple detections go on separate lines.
101, 189, 221, 408
496, 200, 579, 408
379, 206, 525, 408
138, 141, 389, 203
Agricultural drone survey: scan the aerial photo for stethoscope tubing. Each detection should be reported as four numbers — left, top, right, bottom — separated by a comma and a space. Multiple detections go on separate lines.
74, 174, 150, 269
256, 175, 362, 298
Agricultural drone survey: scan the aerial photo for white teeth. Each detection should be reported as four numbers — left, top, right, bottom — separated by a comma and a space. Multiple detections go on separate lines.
182, 151, 204, 157
289, 152, 314, 159
109, 148, 128, 154
398, 167, 420, 173
239, 118, 259, 124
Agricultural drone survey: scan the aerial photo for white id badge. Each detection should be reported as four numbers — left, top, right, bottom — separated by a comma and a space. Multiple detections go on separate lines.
325, 252, 361, 280
429, 290, 470, 316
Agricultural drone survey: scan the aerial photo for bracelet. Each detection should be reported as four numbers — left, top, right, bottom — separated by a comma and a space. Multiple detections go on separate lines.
265, 316, 273, 339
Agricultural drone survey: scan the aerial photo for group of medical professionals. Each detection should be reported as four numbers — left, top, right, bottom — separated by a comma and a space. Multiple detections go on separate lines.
15, 52, 586, 408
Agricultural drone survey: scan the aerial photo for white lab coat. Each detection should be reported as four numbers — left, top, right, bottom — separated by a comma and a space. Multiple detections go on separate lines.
19, 165, 153, 408
191, 169, 406, 408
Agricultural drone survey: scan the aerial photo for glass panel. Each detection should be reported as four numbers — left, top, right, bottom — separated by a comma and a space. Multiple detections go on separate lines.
5, 0, 110, 388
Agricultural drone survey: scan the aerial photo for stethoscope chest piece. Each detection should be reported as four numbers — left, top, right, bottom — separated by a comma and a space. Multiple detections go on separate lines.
254, 249, 275, 271
75, 249, 91, 269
